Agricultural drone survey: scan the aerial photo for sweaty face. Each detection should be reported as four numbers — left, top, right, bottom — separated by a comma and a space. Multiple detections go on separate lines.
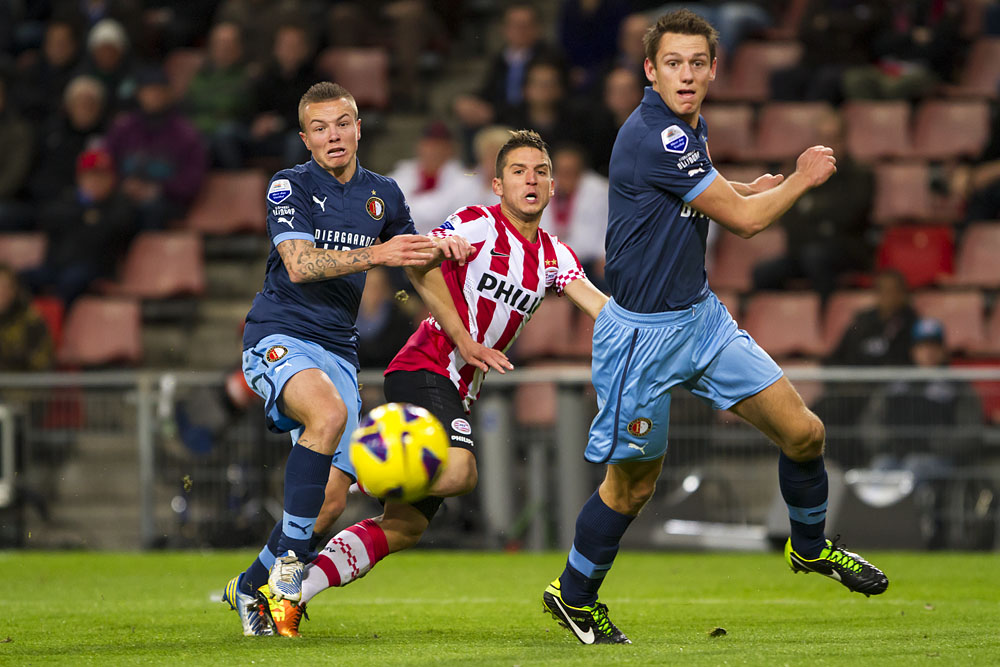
300, 98, 361, 176
494, 146, 553, 222
644, 32, 715, 126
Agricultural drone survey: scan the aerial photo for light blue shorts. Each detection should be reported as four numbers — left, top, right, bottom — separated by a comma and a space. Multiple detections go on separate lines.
586, 293, 783, 465
242, 334, 361, 479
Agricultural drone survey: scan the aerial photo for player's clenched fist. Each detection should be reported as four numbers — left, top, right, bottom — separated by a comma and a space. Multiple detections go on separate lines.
374, 234, 437, 266
795, 145, 837, 188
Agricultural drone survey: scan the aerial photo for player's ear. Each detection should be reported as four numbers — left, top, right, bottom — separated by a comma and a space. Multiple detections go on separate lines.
709, 57, 717, 82
492, 177, 503, 197
356, 117, 362, 140
644, 57, 656, 84
299, 131, 307, 148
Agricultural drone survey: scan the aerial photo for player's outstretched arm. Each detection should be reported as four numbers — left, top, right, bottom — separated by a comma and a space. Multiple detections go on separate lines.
563, 278, 609, 320
276, 235, 436, 283
404, 265, 514, 374
429, 234, 474, 266
691, 145, 836, 239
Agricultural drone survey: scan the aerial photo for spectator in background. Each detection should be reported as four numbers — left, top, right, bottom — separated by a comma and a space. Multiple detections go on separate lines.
602, 12, 651, 83
185, 21, 254, 168
76, 18, 135, 116
951, 105, 1000, 229
21, 148, 137, 306
105, 66, 207, 230
0, 70, 34, 232
540, 143, 609, 289
558, 0, 631, 93
389, 120, 476, 234
453, 3, 562, 162
29, 75, 108, 203
586, 65, 644, 174
499, 58, 585, 152
751, 110, 873, 299
826, 269, 918, 368
0, 264, 54, 372
11, 18, 81, 120
249, 22, 316, 169
652, 1, 773, 55
465, 125, 517, 206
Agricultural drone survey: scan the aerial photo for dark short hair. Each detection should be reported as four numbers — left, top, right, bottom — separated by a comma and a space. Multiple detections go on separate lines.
495, 129, 550, 178
298, 81, 358, 131
643, 9, 719, 65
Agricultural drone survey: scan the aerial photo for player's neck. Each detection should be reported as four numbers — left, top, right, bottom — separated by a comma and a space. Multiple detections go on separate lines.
499, 202, 540, 243
327, 160, 357, 184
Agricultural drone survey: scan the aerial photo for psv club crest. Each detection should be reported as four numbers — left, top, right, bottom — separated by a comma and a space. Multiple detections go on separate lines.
266, 345, 288, 363
366, 196, 385, 220
627, 417, 652, 437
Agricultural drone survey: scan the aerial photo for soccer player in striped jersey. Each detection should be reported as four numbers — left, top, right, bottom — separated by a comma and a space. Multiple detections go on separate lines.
261, 129, 609, 637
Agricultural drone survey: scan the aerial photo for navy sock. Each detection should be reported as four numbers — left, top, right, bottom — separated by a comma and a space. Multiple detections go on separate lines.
558, 490, 635, 607
239, 521, 282, 595
778, 452, 828, 558
277, 444, 333, 557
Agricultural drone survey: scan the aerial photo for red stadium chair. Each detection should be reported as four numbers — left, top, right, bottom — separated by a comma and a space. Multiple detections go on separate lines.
822, 290, 876, 355
951, 357, 1000, 424
911, 100, 990, 161
952, 222, 1000, 289
316, 48, 390, 110
876, 226, 954, 289
871, 162, 960, 225
949, 37, 1000, 98
913, 289, 987, 354
742, 291, 825, 357
0, 232, 47, 271
111, 231, 206, 299
163, 48, 205, 99
31, 296, 65, 348
755, 102, 836, 162
701, 104, 755, 162
708, 41, 803, 103
184, 170, 268, 235
842, 101, 912, 162
57, 296, 142, 367
708, 226, 786, 292
509, 296, 573, 362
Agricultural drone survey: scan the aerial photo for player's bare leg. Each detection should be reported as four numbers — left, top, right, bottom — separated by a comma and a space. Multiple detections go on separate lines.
730, 378, 888, 595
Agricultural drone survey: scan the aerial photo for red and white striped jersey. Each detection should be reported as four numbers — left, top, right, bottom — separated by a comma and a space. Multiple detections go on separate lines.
385, 203, 586, 411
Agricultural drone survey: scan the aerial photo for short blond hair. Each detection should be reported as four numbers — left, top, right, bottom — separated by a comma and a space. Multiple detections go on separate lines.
297, 81, 358, 131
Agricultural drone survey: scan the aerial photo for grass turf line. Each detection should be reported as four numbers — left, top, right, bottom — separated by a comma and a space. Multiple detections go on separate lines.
4, 550, 999, 665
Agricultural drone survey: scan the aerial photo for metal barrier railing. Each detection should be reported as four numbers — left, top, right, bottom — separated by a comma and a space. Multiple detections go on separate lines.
1, 367, 998, 551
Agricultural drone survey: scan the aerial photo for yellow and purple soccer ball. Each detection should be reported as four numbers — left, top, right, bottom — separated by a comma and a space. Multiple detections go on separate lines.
349, 403, 449, 503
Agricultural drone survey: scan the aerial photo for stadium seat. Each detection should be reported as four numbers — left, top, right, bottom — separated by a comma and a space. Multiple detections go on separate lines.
913, 289, 987, 354
163, 48, 205, 99
911, 100, 990, 161
951, 357, 1000, 424
842, 101, 912, 162
755, 102, 836, 162
31, 296, 65, 348
564, 308, 594, 359
876, 226, 954, 289
782, 359, 823, 407
0, 232, 46, 271
316, 48, 390, 110
708, 41, 803, 103
513, 381, 559, 427
708, 226, 786, 292
871, 162, 959, 225
982, 305, 1000, 356
700, 104, 754, 162
950, 37, 1000, 98
713, 290, 740, 318
822, 290, 876, 354
509, 296, 573, 362
952, 222, 1000, 288
183, 170, 268, 235
742, 291, 825, 357
57, 296, 142, 367
111, 231, 206, 299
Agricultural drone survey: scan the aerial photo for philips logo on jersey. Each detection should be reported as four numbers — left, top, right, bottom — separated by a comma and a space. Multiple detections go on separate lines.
267, 179, 292, 204
475, 272, 543, 314
661, 125, 689, 153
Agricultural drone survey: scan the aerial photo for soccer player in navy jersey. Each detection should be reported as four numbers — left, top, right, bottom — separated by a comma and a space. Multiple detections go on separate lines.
542, 10, 888, 645
221, 82, 508, 636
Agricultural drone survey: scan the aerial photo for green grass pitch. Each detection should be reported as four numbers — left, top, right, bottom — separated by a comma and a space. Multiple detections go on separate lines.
4, 550, 998, 665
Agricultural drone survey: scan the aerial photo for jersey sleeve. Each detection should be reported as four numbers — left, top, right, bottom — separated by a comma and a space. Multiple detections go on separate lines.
378, 181, 418, 241
429, 206, 491, 245
266, 172, 315, 247
644, 124, 718, 203
552, 240, 587, 295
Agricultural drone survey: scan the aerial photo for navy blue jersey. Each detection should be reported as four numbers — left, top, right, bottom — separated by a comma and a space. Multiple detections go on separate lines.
243, 158, 416, 368
604, 87, 718, 313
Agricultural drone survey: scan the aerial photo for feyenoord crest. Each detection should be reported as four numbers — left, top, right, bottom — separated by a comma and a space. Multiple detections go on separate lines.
626, 417, 652, 437
265, 345, 288, 363
366, 196, 385, 220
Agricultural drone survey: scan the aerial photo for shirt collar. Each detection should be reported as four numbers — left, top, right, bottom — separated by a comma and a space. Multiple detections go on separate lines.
640, 86, 704, 133
307, 157, 363, 186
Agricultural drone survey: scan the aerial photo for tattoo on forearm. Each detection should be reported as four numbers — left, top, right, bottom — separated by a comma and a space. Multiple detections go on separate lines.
278, 240, 374, 281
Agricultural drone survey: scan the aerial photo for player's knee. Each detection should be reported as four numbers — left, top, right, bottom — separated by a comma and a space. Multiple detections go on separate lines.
784, 414, 825, 461
307, 403, 348, 450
